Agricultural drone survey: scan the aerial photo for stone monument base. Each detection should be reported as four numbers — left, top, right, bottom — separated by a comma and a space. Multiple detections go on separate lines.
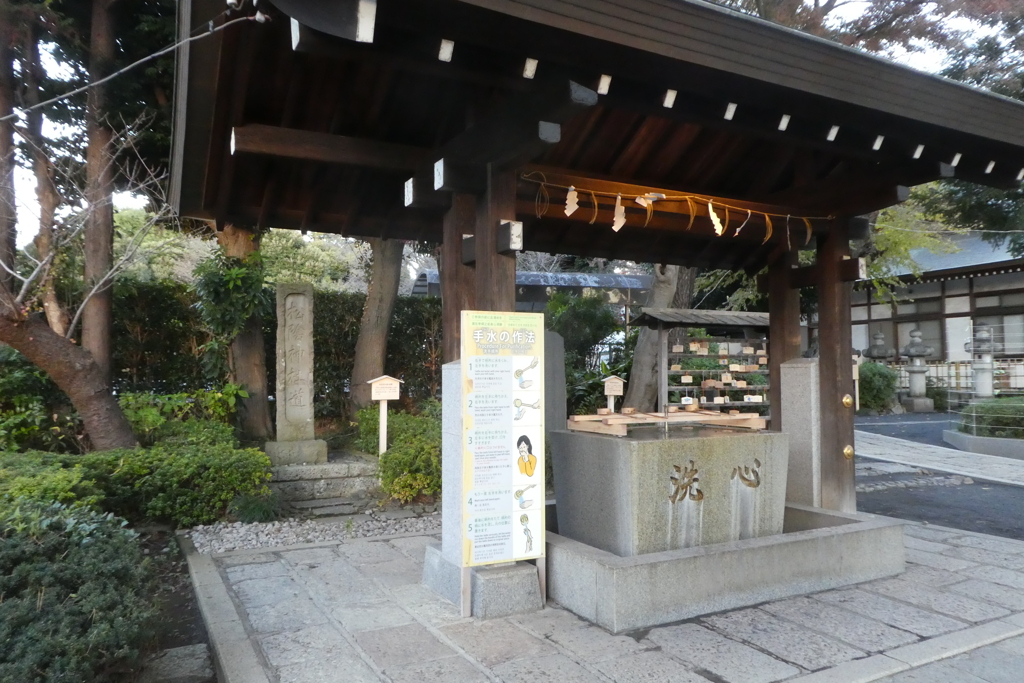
265, 439, 327, 466
547, 504, 904, 633
901, 396, 935, 413
422, 542, 544, 619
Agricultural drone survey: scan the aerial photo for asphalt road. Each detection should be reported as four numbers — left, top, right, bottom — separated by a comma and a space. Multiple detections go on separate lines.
857, 470, 1024, 541
850, 414, 1024, 541
855, 413, 956, 448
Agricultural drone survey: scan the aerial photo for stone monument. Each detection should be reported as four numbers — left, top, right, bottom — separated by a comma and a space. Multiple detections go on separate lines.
265, 283, 327, 465
966, 322, 1001, 400
901, 329, 934, 412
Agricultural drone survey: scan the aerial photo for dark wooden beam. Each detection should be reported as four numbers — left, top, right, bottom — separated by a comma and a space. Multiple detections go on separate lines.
761, 160, 950, 214
475, 165, 518, 311
232, 124, 430, 171
789, 258, 867, 289
404, 78, 598, 205
289, 20, 530, 92
277, 1, 377, 44
442, 193, 476, 363
816, 218, 856, 512
768, 251, 801, 431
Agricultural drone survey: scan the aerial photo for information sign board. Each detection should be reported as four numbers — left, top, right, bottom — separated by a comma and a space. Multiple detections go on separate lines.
460, 311, 545, 567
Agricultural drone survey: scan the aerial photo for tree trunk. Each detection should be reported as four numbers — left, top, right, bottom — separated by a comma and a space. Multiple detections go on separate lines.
623, 264, 681, 411
0, 312, 136, 450
0, 11, 16, 295
82, 0, 115, 383
25, 25, 69, 336
351, 237, 404, 408
216, 224, 273, 442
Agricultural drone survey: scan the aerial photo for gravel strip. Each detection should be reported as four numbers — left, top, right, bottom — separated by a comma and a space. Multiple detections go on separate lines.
186, 511, 441, 554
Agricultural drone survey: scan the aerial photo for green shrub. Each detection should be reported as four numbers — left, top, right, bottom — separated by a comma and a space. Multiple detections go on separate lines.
355, 401, 441, 455
0, 346, 82, 453
150, 419, 237, 447
379, 436, 441, 503
0, 441, 272, 527
544, 291, 619, 370
926, 377, 949, 412
356, 401, 441, 502
228, 491, 282, 523
83, 444, 273, 527
859, 362, 898, 411
0, 501, 156, 682
959, 398, 1024, 439
119, 385, 247, 444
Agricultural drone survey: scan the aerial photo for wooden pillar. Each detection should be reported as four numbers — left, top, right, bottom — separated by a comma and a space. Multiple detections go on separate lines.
768, 251, 802, 431
816, 218, 856, 512
474, 164, 517, 312
441, 193, 477, 363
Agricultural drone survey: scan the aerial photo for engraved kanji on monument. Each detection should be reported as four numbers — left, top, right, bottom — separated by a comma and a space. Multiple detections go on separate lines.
265, 283, 327, 465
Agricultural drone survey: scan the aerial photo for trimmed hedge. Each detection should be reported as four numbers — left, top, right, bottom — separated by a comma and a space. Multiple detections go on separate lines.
859, 362, 898, 412
0, 501, 156, 683
110, 280, 442, 419
0, 421, 272, 527
357, 400, 441, 503
959, 398, 1024, 439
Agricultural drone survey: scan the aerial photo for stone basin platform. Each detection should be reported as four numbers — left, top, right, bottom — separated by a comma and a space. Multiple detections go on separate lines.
547, 504, 905, 633
548, 428, 905, 633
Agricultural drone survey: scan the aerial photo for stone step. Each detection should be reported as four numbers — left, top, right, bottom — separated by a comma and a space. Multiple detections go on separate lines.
288, 496, 370, 510
270, 460, 380, 503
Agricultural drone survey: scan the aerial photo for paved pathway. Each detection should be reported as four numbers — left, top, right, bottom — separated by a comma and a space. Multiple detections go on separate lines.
856, 430, 1024, 487
186, 521, 1024, 683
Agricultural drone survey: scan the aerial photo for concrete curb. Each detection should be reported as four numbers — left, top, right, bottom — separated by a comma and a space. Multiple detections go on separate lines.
788, 614, 1024, 683
856, 431, 1024, 488
176, 533, 271, 683
196, 528, 442, 559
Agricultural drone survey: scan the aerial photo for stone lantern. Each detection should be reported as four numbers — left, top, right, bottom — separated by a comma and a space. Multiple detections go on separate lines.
966, 322, 1002, 399
862, 332, 895, 361
901, 329, 934, 412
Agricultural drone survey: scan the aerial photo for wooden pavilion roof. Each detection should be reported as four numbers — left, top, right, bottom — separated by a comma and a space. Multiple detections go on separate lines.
170, 0, 1024, 272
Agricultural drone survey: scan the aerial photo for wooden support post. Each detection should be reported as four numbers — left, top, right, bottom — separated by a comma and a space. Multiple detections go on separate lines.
379, 399, 388, 455
441, 193, 477, 362
768, 251, 802, 430
816, 219, 856, 512
475, 164, 517, 312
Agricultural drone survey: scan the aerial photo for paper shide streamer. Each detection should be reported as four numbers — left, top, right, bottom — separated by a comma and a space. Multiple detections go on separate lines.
517, 172, 829, 244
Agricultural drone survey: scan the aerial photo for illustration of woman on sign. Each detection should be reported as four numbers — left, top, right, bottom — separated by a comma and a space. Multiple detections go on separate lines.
516, 435, 537, 477
521, 514, 533, 553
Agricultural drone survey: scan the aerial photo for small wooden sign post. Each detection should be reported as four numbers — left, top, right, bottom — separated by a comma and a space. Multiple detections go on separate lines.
603, 375, 626, 413
367, 375, 403, 454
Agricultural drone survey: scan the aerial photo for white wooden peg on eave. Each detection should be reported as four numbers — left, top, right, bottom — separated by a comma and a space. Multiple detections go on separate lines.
355, 0, 377, 43
872, 135, 884, 151
778, 114, 790, 131
1018, 168, 1024, 182
986, 161, 995, 174
523, 58, 539, 79
598, 74, 612, 95
724, 102, 737, 120
827, 125, 839, 141
438, 39, 455, 62
913, 144, 925, 159
951, 152, 962, 167
663, 89, 677, 108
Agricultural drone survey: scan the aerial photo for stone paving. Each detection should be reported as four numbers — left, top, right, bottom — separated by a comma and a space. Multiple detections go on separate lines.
194, 519, 1024, 683
855, 431, 1024, 486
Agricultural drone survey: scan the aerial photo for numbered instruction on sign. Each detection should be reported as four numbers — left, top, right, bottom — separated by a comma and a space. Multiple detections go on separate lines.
461, 311, 545, 567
